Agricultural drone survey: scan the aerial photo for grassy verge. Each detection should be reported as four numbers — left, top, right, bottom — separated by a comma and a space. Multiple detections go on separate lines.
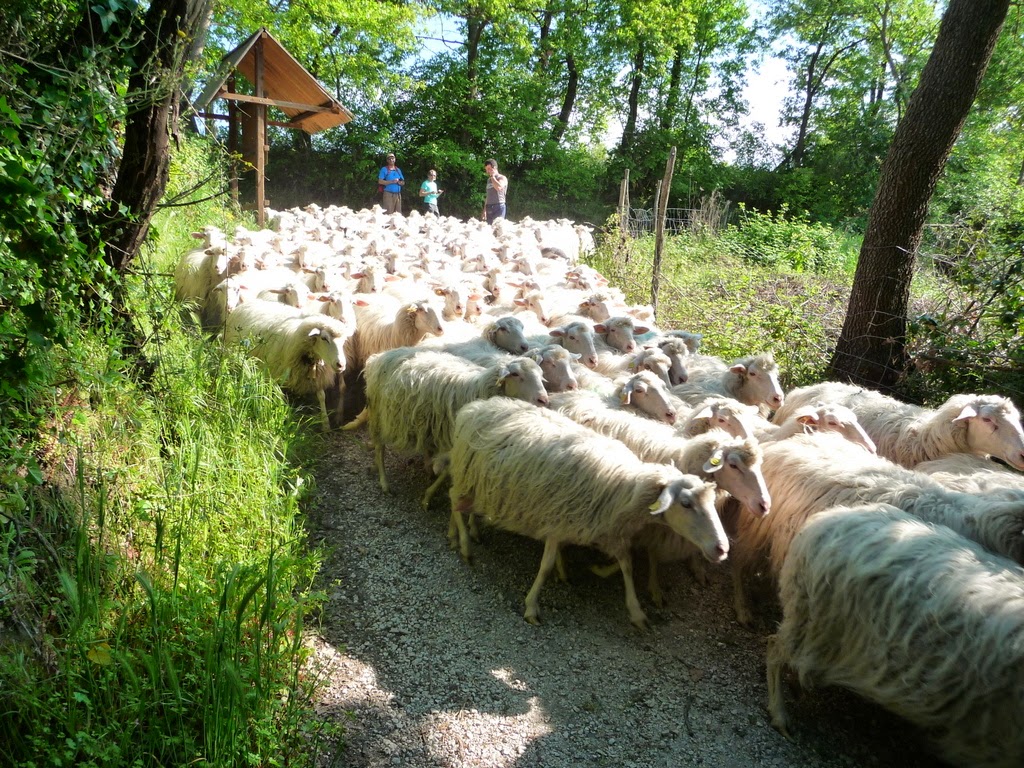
0, 140, 340, 767
586, 225, 858, 390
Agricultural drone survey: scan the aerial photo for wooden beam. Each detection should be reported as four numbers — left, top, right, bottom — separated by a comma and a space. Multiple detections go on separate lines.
197, 112, 308, 130
254, 38, 266, 227
215, 89, 339, 114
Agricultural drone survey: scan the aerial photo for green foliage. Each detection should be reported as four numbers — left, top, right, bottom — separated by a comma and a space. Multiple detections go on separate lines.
719, 204, 854, 273
588, 221, 849, 389
0, 142, 338, 768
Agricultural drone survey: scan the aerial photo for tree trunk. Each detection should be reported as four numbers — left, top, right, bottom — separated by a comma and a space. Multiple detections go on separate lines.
829, 0, 1010, 392
619, 45, 644, 154
103, 0, 214, 276
550, 52, 578, 145
659, 45, 684, 132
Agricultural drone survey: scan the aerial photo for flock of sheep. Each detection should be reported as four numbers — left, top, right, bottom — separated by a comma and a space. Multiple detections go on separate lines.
174, 203, 1024, 768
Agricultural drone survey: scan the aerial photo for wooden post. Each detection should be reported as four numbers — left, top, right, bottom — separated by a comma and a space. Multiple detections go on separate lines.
254, 34, 266, 227
651, 146, 677, 319
227, 73, 239, 208
618, 169, 631, 263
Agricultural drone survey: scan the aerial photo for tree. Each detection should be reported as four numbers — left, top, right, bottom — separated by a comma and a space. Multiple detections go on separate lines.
102, 0, 214, 279
829, 0, 1011, 391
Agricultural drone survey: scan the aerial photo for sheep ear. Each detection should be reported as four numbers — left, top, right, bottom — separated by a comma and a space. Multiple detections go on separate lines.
570, 352, 582, 361
634, 325, 651, 335
793, 405, 820, 424
496, 366, 513, 384
513, 297, 527, 307
619, 381, 635, 405
594, 323, 608, 334
649, 486, 675, 516
692, 405, 714, 421
434, 287, 446, 296
703, 449, 726, 474
307, 328, 323, 338
729, 363, 748, 375
953, 405, 979, 422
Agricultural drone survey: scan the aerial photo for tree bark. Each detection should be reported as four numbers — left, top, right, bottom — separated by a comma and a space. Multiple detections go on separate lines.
829, 0, 1010, 392
619, 45, 645, 154
550, 52, 578, 145
103, 0, 214, 276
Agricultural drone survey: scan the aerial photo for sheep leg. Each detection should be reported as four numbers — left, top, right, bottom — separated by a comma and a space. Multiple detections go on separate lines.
468, 513, 481, 542
317, 389, 331, 432
524, 539, 561, 625
421, 465, 450, 509
374, 443, 390, 493
646, 550, 664, 609
765, 635, 794, 739
617, 551, 648, 629
685, 553, 710, 586
731, 553, 755, 628
448, 494, 474, 563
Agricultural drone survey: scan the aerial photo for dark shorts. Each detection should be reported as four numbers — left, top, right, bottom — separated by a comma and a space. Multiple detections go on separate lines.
485, 203, 506, 224
425, 202, 439, 216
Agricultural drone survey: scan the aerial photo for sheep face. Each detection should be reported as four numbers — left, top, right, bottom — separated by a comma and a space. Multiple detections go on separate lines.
308, 326, 346, 375
595, 317, 649, 354
514, 290, 550, 325
489, 316, 530, 354
630, 349, 673, 388
679, 399, 759, 440
650, 476, 728, 564
527, 346, 579, 393
954, 396, 1024, 470
620, 372, 678, 424
699, 438, 771, 517
497, 358, 549, 407
434, 284, 467, 321
657, 338, 691, 385
549, 321, 598, 368
815, 404, 876, 453
730, 356, 784, 410
410, 302, 445, 338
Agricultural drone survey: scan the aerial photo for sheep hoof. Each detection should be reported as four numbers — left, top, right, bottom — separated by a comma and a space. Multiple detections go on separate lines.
771, 716, 794, 742
590, 562, 619, 579
524, 613, 541, 626
630, 614, 650, 631
649, 591, 665, 609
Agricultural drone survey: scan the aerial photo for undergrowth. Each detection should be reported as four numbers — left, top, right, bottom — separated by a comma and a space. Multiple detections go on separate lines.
0, 138, 341, 767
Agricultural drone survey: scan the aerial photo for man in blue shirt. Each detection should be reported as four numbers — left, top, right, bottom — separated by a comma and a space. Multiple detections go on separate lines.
378, 153, 405, 214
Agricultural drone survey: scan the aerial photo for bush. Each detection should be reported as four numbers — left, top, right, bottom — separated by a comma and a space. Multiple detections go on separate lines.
719, 203, 852, 274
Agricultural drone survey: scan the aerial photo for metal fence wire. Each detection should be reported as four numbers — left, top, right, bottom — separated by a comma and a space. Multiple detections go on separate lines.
622, 206, 731, 237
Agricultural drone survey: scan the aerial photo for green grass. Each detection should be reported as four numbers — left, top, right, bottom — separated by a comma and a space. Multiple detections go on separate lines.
0, 139, 342, 767
587, 229, 855, 390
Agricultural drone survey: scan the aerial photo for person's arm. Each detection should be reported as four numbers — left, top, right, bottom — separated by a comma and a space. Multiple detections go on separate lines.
419, 182, 428, 197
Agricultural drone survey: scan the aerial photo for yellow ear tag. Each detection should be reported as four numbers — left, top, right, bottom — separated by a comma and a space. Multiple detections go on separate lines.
648, 500, 661, 511
709, 455, 722, 467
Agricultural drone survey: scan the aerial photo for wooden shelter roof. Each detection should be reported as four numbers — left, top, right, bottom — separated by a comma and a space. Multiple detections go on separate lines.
195, 28, 354, 134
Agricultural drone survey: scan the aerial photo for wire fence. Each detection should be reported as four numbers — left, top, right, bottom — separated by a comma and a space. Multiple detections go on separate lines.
621, 203, 732, 238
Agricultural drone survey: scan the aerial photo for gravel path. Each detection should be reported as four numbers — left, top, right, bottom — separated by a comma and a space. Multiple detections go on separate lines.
304, 424, 945, 768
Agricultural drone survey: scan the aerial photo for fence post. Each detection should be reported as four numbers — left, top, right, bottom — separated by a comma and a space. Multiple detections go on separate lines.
651, 146, 677, 319
618, 169, 631, 263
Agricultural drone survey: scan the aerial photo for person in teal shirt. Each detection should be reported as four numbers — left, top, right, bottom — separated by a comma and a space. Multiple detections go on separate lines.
419, 169, 443, 215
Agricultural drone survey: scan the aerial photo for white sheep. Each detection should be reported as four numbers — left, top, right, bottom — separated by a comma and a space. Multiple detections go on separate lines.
222, 301, 352, 431
730, 431, 1024, 627
346, 348, 548, 504
447, 398, 728, 628
754, 402, 877, 453
349, 296, 445, 370
592, 316, 650, 355
173, 243, 238, 307
592, 347, 675, 387
653, 336, 691, 386
676, 396, 761, 440
771, 382, 1024, 470
671, 353, 784, 413
551, 371, 679, 425
914, 453, 1024, 499
768, 502, 1024, 768
572, 424, 769, 607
